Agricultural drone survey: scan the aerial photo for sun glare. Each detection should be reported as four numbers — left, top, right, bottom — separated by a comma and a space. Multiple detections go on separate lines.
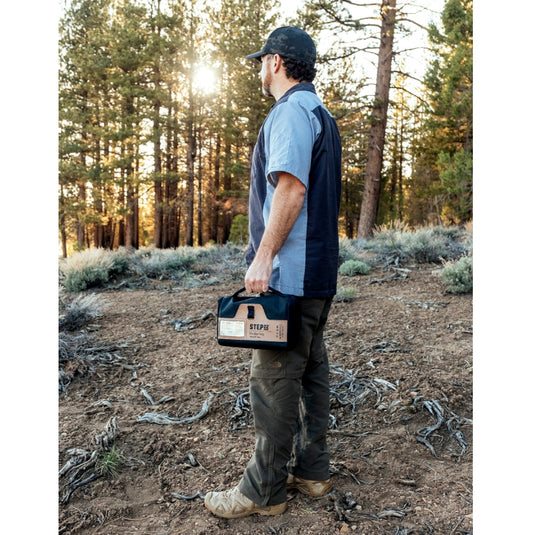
193, 65, 218, 94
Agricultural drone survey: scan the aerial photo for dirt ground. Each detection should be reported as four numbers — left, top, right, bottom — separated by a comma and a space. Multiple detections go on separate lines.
58, 263, 472, 535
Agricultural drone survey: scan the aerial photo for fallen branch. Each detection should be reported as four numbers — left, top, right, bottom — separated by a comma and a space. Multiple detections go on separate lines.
171, 491, 206, 500
332, 491, 409, 522
59, 416, 119, 503
136, 393, 215, 425
140, 388, 175, 405
329, 365, 397, 411
415, 399, 471, 457
229, 389, 252, 430
59, 332, 147, 394
171, 311, 215, 332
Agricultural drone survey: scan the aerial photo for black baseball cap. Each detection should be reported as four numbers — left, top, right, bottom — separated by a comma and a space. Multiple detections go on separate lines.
246, 26, 316, 66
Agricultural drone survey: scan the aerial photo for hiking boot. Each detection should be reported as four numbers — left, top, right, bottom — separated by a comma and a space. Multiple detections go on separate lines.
287, 474, 333, 497
204, 486, 287, 519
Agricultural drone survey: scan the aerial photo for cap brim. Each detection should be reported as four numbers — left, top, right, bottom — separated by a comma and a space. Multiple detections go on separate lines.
245, 50, 264, 61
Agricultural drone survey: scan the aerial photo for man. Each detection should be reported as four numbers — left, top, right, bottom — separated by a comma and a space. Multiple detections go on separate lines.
205, 26, 342, 519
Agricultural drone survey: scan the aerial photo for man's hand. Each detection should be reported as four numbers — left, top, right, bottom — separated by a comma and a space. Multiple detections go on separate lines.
245, 253, 273, 294
244, 171, 306, 293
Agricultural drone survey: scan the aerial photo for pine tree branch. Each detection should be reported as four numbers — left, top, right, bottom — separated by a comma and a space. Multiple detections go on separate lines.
395, 17, 429, 32
391, 69, 424, 85
341, 1, 381, 6
395, 45, 434, 55
391, 85, 429, 105
397, 2, 441, 16
316, 1, 382, 30
320, 45, 379, 63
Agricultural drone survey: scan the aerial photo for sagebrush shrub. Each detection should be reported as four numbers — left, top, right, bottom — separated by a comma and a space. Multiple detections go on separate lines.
196, 243, 246, 278
110, 247, 132, 275
440, 255, 472, 294
59, 293, 106, 331
64, 264, 109, 292
334, 286, 358, 302
133, 248, 196, 278
338, 238, 367, 266
60, 248, 116, 292
369, 225, 469, 265
339, 259, 371, 276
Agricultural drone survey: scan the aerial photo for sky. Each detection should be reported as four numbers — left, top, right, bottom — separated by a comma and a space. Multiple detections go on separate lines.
277, 0, 446, 93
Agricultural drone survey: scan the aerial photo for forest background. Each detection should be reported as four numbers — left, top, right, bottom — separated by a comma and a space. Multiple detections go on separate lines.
57, 0, 472, 256
1, 0, 534, 533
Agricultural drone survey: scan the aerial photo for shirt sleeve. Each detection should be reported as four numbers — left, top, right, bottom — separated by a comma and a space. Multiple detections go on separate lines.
265, 98, 320, 189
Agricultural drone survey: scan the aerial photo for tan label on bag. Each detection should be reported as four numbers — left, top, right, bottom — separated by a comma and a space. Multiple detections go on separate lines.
218, 303, 288, 343
219, 320, 245, 338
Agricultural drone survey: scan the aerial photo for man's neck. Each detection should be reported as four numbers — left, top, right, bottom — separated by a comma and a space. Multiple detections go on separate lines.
272, 79, 300, 101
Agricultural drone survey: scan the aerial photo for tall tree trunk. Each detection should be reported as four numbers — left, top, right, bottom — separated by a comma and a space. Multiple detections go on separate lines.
153, 102, 163, 247
76, 182, 86, 247
210, 134, 221, 243
168, 100, 179, 247
185, 80, 196, 247
76, 125, 87, 247
59, 185, 68, 257
118, 172, 126, 247
93, 127, 105, 248
397, 122, 404, 220
125, 182, 136, 247
154, 178, 163, 247
357, 0, 397, 239
152, 1, 163, 248
197, 121, 203, 247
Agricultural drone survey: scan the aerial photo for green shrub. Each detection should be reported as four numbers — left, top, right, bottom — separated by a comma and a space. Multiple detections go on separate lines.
228, 214, 249, 244
440, 255, 472, 294
369, 225, 469, 265
97, 444, 123, 477
338, 238, 367, 266
196, 243, 246, 278
60, 249, 116, 292
64, 265, 109, 292
133, 248, 196, 278
59, 293, 106, 331
334, 286, 358, 302
339, 259, 371, 276
109, 247, 132, 276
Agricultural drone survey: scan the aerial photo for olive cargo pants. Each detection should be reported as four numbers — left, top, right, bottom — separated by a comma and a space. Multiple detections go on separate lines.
238, 297, 333, 506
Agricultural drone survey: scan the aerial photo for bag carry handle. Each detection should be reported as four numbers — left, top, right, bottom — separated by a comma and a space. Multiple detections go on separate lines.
232, 286, 284, 300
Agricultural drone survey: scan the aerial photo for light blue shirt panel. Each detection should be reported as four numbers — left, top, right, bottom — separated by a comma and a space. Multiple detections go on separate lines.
264, 91, 322, 188
262, 91, 323, 295
261, 175, 309, 295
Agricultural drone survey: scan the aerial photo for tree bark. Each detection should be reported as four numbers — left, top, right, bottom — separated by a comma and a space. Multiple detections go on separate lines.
210, 134, 221, 243
152, 1, 163, 248
197, 121, 204, 247
357, 0, 397, 239
153, 101, 163, 248
185, 79, 196, 247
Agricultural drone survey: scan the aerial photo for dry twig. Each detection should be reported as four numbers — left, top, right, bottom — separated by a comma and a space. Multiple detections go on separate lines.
171, 311, 215, 332
59, 416, 119, 503
136, 393, 215, 425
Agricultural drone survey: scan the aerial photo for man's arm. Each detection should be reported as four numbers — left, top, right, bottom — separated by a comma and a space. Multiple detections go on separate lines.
245, 172, 306, 293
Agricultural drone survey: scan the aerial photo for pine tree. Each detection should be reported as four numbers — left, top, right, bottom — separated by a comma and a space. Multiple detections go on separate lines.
357, 0, 397, 239
206, 0, 275, 243
413, 0, 473, 224
317, 57, 368, 238
59, 0, 113, 254
297, 0, 434, 237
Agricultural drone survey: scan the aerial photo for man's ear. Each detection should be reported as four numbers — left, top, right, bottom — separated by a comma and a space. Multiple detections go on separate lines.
272, 54, 283, 73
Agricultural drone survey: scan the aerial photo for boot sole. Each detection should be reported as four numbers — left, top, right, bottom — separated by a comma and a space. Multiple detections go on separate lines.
257, 502, 288, 516
205, 499, 287, 519
287, 481, 333, 497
